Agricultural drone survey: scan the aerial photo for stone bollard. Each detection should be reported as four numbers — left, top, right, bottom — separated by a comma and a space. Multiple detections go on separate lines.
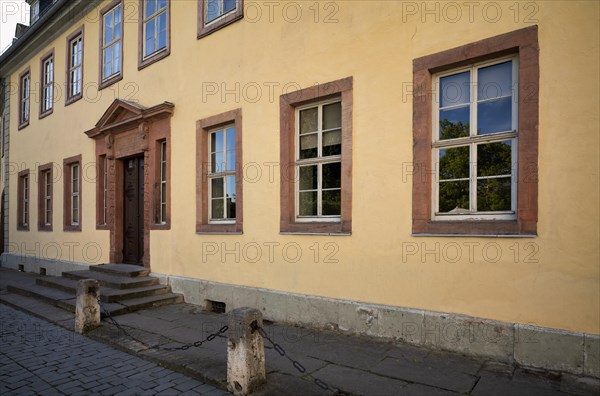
75, 279, 101, 334
227, 307, 266, 395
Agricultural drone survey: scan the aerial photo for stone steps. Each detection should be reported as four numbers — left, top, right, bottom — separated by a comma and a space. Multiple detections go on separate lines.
5, 263, 182, 317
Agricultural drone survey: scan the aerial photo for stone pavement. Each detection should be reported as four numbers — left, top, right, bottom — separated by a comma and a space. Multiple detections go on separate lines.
0, 304, 228, 395
1, 267, 599, 396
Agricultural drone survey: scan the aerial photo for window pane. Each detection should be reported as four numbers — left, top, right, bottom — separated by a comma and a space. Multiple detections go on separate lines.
439, 180, 470, 213
225, 176, 236, 199
299, 134, 318, 159
158, 0, 167, 10
206, 0, 219, 22
226, 150, 236, 172
114, 6, 122, 38
224, 0, 236, 13
322, 162, 341, 189
299, 165, 317, 190
300, 107, 318, 134
478, 61, 512, 100
439, 146, 469, 180
145, 0, 156, 18
477, 177, 511, 211
477, 97, 512, 134
211, 178, 224, 198
211, 152, 224, 173
103, 48, 112, 78
157, 12, 167, 50
104, 13, 113, 43
226, 198, 236, 219
212, 130, 224, 152
322, 130, 341, 156
323, 102, 341, 130
211, 199, 224, 219
145, 20, 156, 56
226, 127, 235, 150
440, 71, 470, 108
322, 190, 341, 216
478, 141, 512, 177
299, 191, 317, 216
439, 106, 469, 140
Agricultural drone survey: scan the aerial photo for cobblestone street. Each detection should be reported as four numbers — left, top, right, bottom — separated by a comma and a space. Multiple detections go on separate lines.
0, 304, 229, 395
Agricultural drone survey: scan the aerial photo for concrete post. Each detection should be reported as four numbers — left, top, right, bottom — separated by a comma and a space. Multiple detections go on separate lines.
75, 279, 101, 334
227, 307, 266, 395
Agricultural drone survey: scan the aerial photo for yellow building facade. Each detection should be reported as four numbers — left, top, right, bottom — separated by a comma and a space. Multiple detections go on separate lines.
1, 0, 598, 375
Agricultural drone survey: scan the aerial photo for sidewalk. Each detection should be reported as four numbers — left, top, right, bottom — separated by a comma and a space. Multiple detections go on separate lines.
1, 267, 599, 396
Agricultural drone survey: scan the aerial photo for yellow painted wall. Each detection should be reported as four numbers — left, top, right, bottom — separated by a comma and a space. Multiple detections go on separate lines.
7, 1, 600, 334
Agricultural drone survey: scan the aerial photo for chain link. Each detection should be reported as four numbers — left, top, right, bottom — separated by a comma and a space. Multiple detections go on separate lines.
96, 296, 228, 351
251, 322, 336, 394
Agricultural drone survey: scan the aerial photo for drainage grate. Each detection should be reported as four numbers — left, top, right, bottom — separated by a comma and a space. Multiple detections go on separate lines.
40, 268, 47, 276
18, 265, 24, 272
206, 300, 226, 314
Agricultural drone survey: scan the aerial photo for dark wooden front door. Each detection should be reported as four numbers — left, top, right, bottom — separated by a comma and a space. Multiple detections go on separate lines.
123, 156, 144, 265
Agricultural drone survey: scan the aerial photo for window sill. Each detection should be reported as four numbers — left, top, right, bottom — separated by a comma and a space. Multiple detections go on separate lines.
196, 231, 243, 235
96, 224, 110, 230
280, 232, 351, 236
18, 121, 29, 130
197, 223, 242, 234
38, 225, 53, 232
197, 12, 243, 39
64, 226, 82, 232
412, 220, 537, 236
99, 74, 123, 91
280, 221, 352, 235
138, 48, 170, 71
39, 108, 53, 120
65, 93, 83, 106
150, 223, 171, 231
17, 226, 29, 231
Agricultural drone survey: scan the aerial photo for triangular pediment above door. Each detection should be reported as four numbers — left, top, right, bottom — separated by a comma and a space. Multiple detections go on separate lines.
85, 99, 174, 139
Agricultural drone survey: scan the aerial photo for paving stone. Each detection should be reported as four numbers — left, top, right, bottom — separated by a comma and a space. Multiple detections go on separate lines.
311, 363, 410, 395
371, 356, 478, 393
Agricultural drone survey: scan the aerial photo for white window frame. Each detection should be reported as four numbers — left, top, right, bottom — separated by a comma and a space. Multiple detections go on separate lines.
142, 0, 168, 59
159, 140, 167, 224
205, 0, 238, 26
294, 98, 342, 222
432, 55, 519, 221
102, 4, 123, 81
208, 125, 236, 224
23, 175, 29, 226
41, 56, 54, 113
44, 171, 52, 226
20, 74, 30, 124
68, 34, 83, 98
71, 164, 80, 226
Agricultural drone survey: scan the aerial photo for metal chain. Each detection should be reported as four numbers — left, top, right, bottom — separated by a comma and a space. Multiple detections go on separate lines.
97, 296, 228, 351
251, 322, 336, 394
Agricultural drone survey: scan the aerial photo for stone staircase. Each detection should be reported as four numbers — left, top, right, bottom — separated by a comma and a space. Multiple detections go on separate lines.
6, 264, 182, 317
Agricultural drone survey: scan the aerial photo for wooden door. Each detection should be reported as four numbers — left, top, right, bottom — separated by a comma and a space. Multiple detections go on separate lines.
123, 156, 144, 264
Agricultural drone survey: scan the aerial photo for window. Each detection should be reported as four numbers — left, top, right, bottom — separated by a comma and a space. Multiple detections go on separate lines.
139, 0, 170, 68
159, 140, 167, 224
30, 0, 40, 24
38, 163, 53, 231
208, 126, 236, 223
64, 155, 82, 231
433, 57, 517, 220
198, 0, 243, 39
280, 77, 353, 234
196, 109, 243, 233
18, 67, 30, 129
17, 170, 30, 231
296, 100, 342, 220
412, 26, 539, 235
66, 26, 84, 105
39, 49, 54, 117
100, 0, 123, 88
